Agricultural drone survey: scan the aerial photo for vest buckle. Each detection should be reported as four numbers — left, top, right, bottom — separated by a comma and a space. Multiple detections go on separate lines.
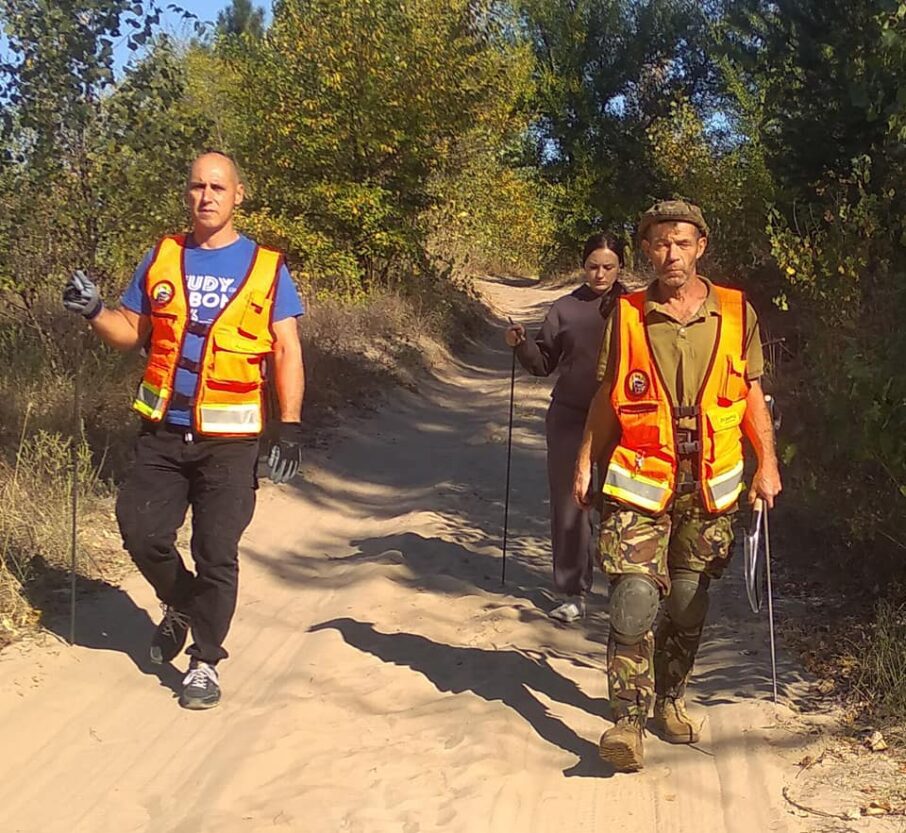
674, 405, 701, 420
677, 440, 702, 455
177, 356, 201, 374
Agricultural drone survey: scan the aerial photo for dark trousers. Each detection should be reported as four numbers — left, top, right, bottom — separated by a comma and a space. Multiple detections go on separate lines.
115, 425, 258, 665
545, 400, 594, 597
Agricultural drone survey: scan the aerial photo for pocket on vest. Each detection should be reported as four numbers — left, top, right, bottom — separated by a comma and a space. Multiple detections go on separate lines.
704, 401, 746, 464
617, 402, 663, 449
149, 311, 179, 356
209, 333, 264, 392
718, 355, 749, 404
237, 291, 272, 339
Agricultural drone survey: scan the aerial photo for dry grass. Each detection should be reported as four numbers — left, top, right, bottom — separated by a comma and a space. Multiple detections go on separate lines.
774, 576, 906, 744
299, 278, 485, 419
0, 419, 114, 647
856, 600, 906, 723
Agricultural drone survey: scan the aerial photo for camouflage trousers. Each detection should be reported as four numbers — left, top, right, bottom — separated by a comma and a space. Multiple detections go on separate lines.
598, 491, 735, 719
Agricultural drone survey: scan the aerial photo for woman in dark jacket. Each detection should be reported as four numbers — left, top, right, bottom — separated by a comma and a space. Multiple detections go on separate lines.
505, 232, 626, 621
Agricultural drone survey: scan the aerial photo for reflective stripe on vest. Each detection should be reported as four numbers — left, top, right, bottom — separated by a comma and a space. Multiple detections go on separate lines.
603, 462, 671, 514
198, 403, 262, 435
704, 459, 744, 511
131, 234, 281, 436
133, 380, 168, 421
605, 284, 749, 514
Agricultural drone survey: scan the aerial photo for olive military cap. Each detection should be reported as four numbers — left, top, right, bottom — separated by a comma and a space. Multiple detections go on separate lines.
638, 199, 710, 240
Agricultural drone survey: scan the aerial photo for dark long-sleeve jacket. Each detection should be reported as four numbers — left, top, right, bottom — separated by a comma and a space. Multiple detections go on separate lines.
515, 282, 625, 413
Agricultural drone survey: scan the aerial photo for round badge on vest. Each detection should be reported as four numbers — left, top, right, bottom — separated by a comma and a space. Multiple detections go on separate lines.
627, 369, 650, 398
151, 280, 175, 308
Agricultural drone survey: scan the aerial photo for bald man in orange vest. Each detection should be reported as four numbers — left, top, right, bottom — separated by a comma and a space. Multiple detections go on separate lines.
63, 151, 305, 710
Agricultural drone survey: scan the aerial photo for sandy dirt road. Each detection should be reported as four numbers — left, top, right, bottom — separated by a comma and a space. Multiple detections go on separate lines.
0, 277, 829, 833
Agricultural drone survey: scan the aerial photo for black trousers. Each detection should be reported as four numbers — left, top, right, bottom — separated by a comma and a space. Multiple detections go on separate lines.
545, 400, 594, 597
116, 424, 258, 665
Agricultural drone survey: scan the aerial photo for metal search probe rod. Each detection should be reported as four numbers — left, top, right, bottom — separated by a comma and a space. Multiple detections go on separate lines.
69, 341, 82, 646
69, 451, 78, 643
764, 505, 778, 703
501, 319, 518, 585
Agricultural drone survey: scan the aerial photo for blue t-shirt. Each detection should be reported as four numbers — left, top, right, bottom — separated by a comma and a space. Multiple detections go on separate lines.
121, 234, 305, 427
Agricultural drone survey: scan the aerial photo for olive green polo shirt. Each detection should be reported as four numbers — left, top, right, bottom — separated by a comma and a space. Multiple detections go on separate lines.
597, 277, 764, 432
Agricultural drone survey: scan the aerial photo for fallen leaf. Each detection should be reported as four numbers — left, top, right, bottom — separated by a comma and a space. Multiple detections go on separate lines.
862, 801, 892, 817
797, 755, 814, 768
866, 730, 889, 752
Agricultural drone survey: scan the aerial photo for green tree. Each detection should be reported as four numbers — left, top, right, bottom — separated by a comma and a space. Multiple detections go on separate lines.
715, 0, 902, 193
216, 0, 265, 38
514, 0, 717, 265
223, 0, 536, 288
0, 3, 209, 366
714, 0, 906, 571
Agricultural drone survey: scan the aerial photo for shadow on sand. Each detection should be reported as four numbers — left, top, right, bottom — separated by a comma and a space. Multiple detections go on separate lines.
24, 558, 182, 697
309, 617, 615, 777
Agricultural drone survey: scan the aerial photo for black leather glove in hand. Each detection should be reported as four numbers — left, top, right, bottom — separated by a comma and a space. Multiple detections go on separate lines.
268, 422, 303, 484
63, 270, 103, 319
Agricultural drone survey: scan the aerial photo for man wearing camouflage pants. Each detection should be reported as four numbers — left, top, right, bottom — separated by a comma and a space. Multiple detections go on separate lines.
572, 199, 782, 771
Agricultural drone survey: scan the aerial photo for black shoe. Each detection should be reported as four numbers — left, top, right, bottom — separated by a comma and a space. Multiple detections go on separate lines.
179, 661, 221, 710
150, 605, 191, 665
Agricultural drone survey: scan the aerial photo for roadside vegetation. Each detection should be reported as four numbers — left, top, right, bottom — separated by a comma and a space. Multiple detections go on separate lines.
1, 0, 904, 724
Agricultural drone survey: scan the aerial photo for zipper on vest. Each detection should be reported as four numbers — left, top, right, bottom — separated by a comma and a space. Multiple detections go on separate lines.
634, 452, 645, 473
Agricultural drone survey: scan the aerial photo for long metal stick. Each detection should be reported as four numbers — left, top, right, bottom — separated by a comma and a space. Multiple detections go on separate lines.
501, 346, 516, 586
69, 342, 81, 646
764, 507, 778, 703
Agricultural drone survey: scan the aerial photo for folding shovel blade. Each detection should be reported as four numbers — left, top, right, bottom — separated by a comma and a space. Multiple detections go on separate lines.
744, 500, 765, 613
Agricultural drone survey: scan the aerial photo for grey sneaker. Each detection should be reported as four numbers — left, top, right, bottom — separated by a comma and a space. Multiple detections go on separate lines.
550, 597, 586, 623
179, 661, 221, 710
150, 605, 191, 665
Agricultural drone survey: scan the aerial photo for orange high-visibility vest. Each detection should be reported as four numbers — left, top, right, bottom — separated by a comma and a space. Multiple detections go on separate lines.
602, 285, 750, 514
132, 234, 282, 436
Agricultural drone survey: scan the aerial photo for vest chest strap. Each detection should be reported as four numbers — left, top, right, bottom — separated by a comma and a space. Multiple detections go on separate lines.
177, 356, 201, 373
169, 391, 193, 410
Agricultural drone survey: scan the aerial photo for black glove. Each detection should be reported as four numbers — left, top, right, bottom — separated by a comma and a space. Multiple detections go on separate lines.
63, 270, 103, 319
267, 422, 303, 484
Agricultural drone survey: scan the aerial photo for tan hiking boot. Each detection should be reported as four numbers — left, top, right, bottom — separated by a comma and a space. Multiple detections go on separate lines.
599, 716, 645, 772
652, 696, 701, 744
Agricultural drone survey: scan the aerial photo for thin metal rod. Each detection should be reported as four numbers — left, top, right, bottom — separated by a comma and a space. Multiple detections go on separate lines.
69, 346, 81, 646
764, 507, 778, 703
501, 347, 516, 586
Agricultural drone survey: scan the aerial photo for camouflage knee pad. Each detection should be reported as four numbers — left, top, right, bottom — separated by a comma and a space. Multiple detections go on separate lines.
610, 575, 661, 645
665, 569, 711, 630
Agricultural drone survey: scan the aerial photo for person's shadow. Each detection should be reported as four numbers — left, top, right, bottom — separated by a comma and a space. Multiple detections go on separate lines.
27, 559, 183, 697
310, 617, 615, 777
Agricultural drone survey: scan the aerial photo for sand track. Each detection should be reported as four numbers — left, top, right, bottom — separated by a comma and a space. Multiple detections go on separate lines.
0, 277, 817, 833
